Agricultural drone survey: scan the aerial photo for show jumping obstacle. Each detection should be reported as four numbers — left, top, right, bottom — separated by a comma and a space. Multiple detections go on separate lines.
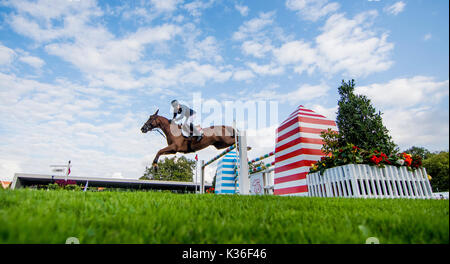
213, 150, 239, 194
200, 130, 250, 194
307, 164, 433, 199
202, 132, 275, 195
248, 152, 276, 195
274, 105, 337, 196
198, 105, 433, 198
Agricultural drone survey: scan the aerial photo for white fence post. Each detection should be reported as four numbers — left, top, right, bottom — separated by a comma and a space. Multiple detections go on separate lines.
237, 130, 250, 195
420, 167, 433, 198
307, 164, 433, 199
200, 160, 205, 194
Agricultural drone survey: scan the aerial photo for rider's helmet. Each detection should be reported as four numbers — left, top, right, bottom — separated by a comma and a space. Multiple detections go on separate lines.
171, 100, 179, 108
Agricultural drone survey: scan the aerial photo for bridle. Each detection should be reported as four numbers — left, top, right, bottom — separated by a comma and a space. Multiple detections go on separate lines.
144, 117, 166, 139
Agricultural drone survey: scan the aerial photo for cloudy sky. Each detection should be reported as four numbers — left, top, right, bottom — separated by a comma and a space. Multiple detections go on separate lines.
0, 0, 448, 182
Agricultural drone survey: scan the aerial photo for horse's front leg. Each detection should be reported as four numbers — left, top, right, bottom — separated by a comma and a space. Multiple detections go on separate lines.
152, 144, 178, 169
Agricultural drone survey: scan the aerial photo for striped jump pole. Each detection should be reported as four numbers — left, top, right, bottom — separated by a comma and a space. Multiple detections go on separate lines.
249, 161, 275, 174
202, 144, 236, 169
199, 129, 251, 194
248, 151, 275, 165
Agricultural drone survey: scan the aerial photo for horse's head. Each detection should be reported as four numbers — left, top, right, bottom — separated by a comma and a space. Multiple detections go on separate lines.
141, 109, 161, 133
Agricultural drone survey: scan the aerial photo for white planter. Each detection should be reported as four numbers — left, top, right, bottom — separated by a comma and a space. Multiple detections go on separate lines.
307, 164, 433, 199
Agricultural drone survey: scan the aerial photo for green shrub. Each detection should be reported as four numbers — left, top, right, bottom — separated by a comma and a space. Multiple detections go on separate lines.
47, 183, 61, 190
336, 80, 397, 155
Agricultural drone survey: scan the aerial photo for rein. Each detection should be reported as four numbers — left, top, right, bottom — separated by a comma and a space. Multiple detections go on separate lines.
154, 128, 166, 139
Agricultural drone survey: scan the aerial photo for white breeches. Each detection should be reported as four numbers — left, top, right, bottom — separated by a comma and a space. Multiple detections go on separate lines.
182, 115, 202, 136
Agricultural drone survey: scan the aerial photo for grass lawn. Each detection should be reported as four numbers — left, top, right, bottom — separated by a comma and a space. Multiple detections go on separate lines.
0, 189, 448, 244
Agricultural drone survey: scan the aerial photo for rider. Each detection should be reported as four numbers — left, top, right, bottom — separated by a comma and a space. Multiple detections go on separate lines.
171, 100, 203, 142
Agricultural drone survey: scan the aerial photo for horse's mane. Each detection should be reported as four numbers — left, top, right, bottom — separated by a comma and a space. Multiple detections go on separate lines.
156, 115, 182, 129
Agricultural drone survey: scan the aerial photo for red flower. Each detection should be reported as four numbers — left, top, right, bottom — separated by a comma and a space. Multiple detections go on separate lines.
405, 157, 412, 166
339, 149, 343, 153
370, 155, 381, 165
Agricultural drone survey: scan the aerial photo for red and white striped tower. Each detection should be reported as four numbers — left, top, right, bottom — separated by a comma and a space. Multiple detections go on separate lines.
274, 105, 337, 196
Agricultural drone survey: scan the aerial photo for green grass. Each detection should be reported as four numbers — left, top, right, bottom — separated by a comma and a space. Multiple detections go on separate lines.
0, 189, 448, 244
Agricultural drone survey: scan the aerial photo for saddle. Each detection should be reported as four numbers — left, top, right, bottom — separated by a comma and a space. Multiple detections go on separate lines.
181, 125, 203, 152
181, 125, 203, 138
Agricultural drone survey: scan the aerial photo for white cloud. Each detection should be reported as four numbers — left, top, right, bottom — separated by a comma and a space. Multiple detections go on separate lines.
286, 0, 340, 21
252, 83, 329, 104
233, 9, 394, 77
310, 104, 337, 120
45, 24, 181, 75
5, 1, 231, 92
18, 55, 45, 69
355, 76, 449, 108
247, 62, 284, 76
0, 159, 21, 181
268, 11, 394, 77
232, 12, 275, 41
0, 72, 165, 180
187, 36, 223, 62
281, 83, 330, 103
235, 4, 249, 16
150, 0, 183, 13
232, 69, 255, 81
121, 0, 183, 21
273, 40, 317, 74
424, 33, 432, 41
0, 44, 16, 65
314, 11, 394, 76
355, 76, 449, 151
246, 125, 277, 156
241, 40, 273, 58
145, 61, 232, 88
384, 1, 406, 15
5, 0, 104, 43
383, 107, 449, 151
183, 0, 215, 17
5, 0, 202, 92
42, 23, 181, 91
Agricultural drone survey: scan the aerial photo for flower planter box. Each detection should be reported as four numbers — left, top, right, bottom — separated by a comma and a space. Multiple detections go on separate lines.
307, 164, 433, 199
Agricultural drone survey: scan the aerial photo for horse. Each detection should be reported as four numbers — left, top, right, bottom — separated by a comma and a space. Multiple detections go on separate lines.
141, 109, 236, 169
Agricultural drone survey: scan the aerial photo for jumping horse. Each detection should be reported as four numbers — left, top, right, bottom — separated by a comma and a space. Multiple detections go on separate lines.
141, 109, 236, 169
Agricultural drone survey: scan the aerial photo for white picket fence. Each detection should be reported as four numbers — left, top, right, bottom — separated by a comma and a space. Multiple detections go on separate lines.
307, 164, 433, 199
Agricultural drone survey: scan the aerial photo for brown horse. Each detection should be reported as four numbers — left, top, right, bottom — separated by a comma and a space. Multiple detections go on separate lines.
141, 109, 236, 168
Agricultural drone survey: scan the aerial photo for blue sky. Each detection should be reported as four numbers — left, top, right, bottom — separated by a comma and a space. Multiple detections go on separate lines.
0, 0, 448, 181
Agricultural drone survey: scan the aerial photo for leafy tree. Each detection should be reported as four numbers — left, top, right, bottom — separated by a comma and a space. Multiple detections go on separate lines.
403, 146, 432, 160
320, 128, 342, 155
336, 80, 397, 154
423, 151, 449, 192
141, 156, 195, 182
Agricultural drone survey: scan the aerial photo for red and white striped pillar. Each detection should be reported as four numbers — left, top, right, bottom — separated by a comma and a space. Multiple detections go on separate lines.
274, 105, 337, 196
